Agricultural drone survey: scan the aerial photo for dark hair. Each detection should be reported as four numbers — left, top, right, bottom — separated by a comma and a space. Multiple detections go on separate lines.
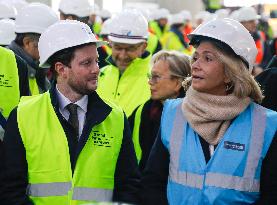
14, 33, 40, 47
47, 42, 96, 79
59, 10, 90, 24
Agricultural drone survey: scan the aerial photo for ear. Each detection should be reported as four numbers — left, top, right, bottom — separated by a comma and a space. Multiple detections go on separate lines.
55, 62, 68, 79
174, 78, 183, 94
223, 76, 231, 84
22, 36, 32, 50
141, 42, 147, 51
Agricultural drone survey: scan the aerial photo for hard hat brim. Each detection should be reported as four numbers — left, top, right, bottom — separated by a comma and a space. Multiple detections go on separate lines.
108, 35, 147, 45
39, 40, 107, 68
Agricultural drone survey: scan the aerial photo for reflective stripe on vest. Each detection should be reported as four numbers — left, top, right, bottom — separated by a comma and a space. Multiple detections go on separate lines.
0, 46, 20, 118
27, 182, 72, 197
72, 187, 113, 201
169, 103, 266, 192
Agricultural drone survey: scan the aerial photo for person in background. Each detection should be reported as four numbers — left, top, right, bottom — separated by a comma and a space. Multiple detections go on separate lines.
97, 9, 151, 117
98, 18, 112, 68
255, 55, 277, 112
0, 20, 140, 205
129, 50, 191, 171
8, 3, 58, 95
160, 13, 193, 55
59, 0, 92, 25
236, 7, 272, 75
149, 8, 170, 39
140, 18, 277, 205
89, 3, 102, 35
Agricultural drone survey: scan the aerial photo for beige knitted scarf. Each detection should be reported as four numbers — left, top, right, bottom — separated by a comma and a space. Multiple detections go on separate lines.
182, 87, 251, 145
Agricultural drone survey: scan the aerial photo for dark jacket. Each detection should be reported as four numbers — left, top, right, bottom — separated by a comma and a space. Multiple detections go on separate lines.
0, 85, 140, 205
256, 55, 277, 111
14, 54, 30, 96
8, 41, 50, 93
129, 100, 163, 171
140, 125, 277, 205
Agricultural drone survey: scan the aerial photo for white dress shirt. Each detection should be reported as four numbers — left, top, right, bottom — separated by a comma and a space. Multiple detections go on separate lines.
56, 85, 88, 138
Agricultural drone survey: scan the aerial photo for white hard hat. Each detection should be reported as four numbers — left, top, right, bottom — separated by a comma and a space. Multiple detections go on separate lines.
169, 13, 185, 26
15, 3, 58, 34
154, 8, 170, 20
59, 0, 92, 17
0, 19, 16, 45
229, 10, 239, 21
38, 20, 107, 68
181, 10, 192, 21
195, 11, 211, 21
9, 0, 28, 13
188, 18, 257, 70
100, 18, 112, 35
0, 2, 17, 19
108, 9, 148, 44
90, 3, 100, 15
215, 9, 230, 19
99, 9, 111, 19
236, 7, 260, 22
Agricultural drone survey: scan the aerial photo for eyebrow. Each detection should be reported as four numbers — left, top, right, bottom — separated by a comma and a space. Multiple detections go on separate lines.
194, 50, 216, 56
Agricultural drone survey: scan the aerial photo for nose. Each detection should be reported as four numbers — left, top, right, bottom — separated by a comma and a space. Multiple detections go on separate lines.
91, 62, 100, 74
118, 49, 128, 58
191, 58, 201, 71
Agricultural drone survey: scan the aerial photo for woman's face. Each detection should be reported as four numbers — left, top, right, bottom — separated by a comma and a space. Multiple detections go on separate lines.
191, 41, 229, 96
148, 60, 181, 102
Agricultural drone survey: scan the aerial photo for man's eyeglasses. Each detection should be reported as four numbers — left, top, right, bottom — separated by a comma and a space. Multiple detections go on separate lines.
147, 73, 173, 83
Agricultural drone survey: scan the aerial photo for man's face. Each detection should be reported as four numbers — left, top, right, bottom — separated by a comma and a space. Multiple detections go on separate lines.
65, 44, 100, 95
23, 35, 40, 61
111, 42, 146, 72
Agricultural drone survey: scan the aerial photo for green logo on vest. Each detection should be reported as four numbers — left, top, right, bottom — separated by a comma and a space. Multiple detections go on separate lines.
91, 130, 112, 147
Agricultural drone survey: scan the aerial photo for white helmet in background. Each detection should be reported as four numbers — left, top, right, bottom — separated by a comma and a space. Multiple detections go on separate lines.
181, 10, 192, 21
100, 18, 112, 35
9, 0, 28, 13
236, 7, 260, 22
39, 20, 107, 68
0, 2, 17, 19
0, 19, 16, 45
90, 3, 100, 15
108, 9, 148, 44
195, 11, 211, 25
59, 0, 92, 17
188, 18, 257, 70
215, 9, 230, 19
15, 3, 59, 34
229, 10, 240, 21
169, 13, 185, 26
99, 9, 111, 19
154, 8, 169, 20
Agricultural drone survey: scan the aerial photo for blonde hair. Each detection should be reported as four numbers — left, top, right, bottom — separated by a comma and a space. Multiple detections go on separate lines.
184, 39, 263, 103
151, 50, 191, 79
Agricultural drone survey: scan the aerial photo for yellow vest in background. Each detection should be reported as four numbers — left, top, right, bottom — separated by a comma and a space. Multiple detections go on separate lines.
160, 31, 194, 55
97, 55, 151, 117
0, 46, 20, 118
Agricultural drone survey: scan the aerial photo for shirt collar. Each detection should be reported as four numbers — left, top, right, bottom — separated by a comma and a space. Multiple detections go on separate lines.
56, 85, 88, 113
